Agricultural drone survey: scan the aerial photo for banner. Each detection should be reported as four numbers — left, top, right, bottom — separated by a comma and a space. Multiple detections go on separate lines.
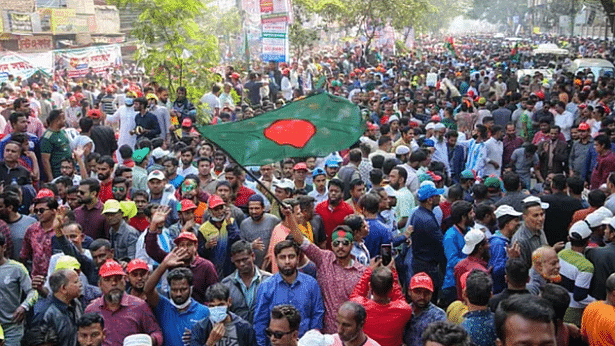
18, 36, 53, 52
54, 44, 122, 78
260, 0, 290, 62
0, 51, 53, 82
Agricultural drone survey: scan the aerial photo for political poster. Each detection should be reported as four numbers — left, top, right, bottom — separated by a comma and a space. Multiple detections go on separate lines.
0, 51, 53, 82
54, 44, 122, 78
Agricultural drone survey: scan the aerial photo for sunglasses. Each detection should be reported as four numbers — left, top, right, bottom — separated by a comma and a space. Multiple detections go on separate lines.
182, 184, 196, 192
332, 239, 351, 247
112, 187, 126, 193
265, 329, 293, 339
34, 208, 49, 214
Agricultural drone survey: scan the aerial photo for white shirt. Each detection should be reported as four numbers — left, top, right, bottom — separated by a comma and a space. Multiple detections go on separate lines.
554, 110, 574, 141
200, 92, 220, 116
484, 137, 503, 177
107, 105, 137, 151
178, 165, 198, 177
281, 76, 292, 100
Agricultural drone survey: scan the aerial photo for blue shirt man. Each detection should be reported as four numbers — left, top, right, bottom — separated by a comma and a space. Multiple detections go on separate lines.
409, 184, 446, 301
253, 240, 324, 346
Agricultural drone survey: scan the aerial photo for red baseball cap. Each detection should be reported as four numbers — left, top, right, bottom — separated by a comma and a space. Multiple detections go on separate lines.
174, 232, 198, 244
177, 199, 197, 212
35, 188, 55, 199
87, 109, 103, 119
430, 115, 441, 122
99, 260, 126, 277
409, 272, 434, 292
293, 162, 308, 171
578, 123, 590, 131
208, 195, 225, 209
126, 259, 149, 274
182, 118, 192, 127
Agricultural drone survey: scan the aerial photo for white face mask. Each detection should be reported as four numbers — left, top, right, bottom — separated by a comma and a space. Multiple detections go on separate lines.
209, 306, 228, 324
170, 297, 192, 310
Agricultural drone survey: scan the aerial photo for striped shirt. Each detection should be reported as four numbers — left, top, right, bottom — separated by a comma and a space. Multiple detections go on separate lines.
558, 249, 596, 309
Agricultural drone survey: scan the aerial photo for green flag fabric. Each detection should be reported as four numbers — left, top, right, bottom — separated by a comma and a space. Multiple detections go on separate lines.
196, 92, 364, 166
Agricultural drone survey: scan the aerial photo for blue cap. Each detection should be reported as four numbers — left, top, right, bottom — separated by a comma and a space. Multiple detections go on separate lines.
325, 158, 340, 168
312, 167, 326, 178
423, 139, 435, 147
417, 185, 445, 201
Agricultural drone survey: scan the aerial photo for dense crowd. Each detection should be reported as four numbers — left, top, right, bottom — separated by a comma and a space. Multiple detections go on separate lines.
2, 34, 615, 346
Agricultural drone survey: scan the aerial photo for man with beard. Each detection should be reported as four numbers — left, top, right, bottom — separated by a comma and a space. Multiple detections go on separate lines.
147, 170, 179, 226
197, 195, 241, 278
502, 124, 523, 170
111, 177, 129, 201
0, 191, 35, 260
96, 156, 114, 203
315, 179, 354, 250
171, 86, 196, 123
489, 205, 523, 293
224, 164, 255, 214
332, 302, 380, 346
389, 166, 414, 230
131, 97, 161, 141
527, 246, 561, 295
0, 112, 42, 168
240, 195, 279, 268
144, 247, 210, 346
178, 177, 207, 224
178, 148, 198, 177
454, 228, 491, 300
196, 157, 217, 195
41, 109, 71, 181
84, 260, 163, 346
221, 240, 272, 323
410, 184, 446, 302
102, 199, 139, 260
442, 201, 475, 307
74, 179, 109, 240
253, 240, 324, 345
145, 208, 218, 304
285, 205, 366, 334
537, 126, 568, 179
125, 259, 149, 301
403, 273, 446, 346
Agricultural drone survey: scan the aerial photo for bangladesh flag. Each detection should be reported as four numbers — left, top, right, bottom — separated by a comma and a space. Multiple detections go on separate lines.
444, 37, 456, 57
511, 42, 520, 62
195, 93, 364, 166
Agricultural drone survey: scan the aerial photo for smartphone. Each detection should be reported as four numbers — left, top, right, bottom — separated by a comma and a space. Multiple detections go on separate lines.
381, 244, 392, 266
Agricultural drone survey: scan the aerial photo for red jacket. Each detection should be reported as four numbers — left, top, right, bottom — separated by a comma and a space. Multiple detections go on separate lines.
350, 267, 413, 346
591, 151, 615, 189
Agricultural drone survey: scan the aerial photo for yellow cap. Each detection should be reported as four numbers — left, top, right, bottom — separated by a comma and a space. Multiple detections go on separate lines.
55, 255, 81, 271
102, 199, 122, 214
146, 93, 159, 101
120, 201, 138, 219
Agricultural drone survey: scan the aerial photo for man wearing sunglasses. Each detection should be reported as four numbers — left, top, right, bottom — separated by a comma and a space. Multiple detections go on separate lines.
283, 203, 365, 334
266, 305, 300, 346
101, 199, 139, 261
111, 177, 129, 202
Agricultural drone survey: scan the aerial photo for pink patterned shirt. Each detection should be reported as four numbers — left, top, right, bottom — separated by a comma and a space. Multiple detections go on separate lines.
19, 222, 54, 277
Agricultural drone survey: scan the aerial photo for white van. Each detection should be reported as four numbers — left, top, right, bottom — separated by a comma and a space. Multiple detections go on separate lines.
569, 58, 615, 81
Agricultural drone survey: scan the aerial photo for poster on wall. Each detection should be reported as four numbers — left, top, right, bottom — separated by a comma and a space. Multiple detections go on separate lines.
54, 44, 122, 78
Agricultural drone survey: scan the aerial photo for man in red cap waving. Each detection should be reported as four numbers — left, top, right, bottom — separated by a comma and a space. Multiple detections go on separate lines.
85, 259, 163, 346
125, 258, 150, 301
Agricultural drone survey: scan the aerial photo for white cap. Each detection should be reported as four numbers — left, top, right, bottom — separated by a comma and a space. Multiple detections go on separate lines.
395, 145, 410, 155
420, 180, 436, 188
522, 196, 549, 209
601, 217, 615, 229
151, 147, 170, 160
384, 185, 398, 198
494, 205, 522, 219
569, 220, 592, 240
462, 228, 486, 255
273, 178, 295, 190
585, 207, 613, 228
426, 122, 436, 130
388, 115, 400, 123
298, 330, 334, 346
434, 123, 446, 131
123, 334, 152, 346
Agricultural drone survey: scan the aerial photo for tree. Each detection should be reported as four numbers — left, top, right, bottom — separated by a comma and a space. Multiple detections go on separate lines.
112, 0, 220, 103
466, 0, 527, 25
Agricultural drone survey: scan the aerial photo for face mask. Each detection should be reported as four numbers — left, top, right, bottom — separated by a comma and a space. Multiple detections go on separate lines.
170, 297, 192, 310
405, 96, 411, 101
209, 306, 228, 324
210, 215, 225, 222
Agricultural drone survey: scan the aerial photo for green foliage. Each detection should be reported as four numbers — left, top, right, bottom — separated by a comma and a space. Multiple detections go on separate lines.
229, 88, 240, 105
111, 0, 221, 104
466, 0, 527, 24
